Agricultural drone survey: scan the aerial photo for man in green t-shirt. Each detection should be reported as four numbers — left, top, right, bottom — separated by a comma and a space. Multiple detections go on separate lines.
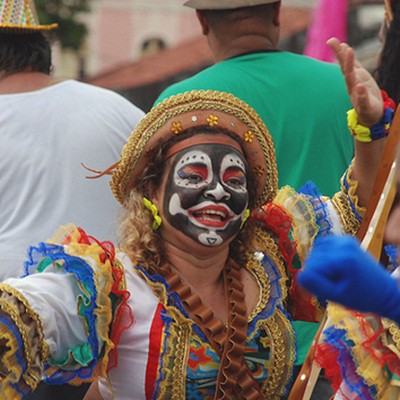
155, 1, 354, 398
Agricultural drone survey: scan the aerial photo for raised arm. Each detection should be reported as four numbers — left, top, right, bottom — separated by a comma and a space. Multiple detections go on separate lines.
328, 37, 393, 207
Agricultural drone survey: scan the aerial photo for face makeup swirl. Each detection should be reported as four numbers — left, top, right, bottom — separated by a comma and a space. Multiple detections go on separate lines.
163, 144, 249, 247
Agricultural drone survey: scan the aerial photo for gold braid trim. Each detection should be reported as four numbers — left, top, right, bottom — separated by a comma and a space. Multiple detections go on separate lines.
0, 283, 49, 395
342, 160, 366, 218
332, 161, 365, 235
332, 191, 361, 235
382, 318, 400, 358
261, 309, 296, 399
250, 226, 289, 302
246, 255, 271, 323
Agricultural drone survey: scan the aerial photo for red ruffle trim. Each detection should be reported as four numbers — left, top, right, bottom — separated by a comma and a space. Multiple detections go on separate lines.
251, 203, 297, 267
314, 342, 343, 392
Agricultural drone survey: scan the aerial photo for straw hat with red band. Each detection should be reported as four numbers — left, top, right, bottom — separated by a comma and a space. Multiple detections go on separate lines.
0, 0, 58, 33
110, 90, 277, 208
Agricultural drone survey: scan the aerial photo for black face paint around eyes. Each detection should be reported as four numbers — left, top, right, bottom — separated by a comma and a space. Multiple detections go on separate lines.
162, 144, 249, 247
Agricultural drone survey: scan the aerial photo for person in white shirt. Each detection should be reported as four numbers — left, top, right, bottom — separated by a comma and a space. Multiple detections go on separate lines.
0, 1, 145, 282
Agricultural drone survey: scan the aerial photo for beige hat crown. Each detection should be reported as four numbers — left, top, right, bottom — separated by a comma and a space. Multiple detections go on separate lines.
0, 0, 57, 32
184, 0, 279, 10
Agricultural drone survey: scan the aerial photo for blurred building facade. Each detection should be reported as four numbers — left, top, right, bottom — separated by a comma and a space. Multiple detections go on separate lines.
52, 0, 385, 110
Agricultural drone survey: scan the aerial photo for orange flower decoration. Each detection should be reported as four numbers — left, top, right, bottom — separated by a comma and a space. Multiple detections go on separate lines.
244, 130, 255, 143
171, 121, 183, 135
206, 114, 219, 126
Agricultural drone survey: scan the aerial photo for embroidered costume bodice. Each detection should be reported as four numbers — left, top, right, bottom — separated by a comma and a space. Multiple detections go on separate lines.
0, 178, 362, 400
96, 252, 295, 400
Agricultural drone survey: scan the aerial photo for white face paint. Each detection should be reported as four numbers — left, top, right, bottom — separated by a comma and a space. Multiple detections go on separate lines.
164, 145, 249, 247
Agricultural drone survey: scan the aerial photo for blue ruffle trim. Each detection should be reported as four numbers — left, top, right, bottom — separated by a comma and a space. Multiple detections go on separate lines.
23, 242, 101, 384
323, 325, 376, 399
299, 181, 333, 236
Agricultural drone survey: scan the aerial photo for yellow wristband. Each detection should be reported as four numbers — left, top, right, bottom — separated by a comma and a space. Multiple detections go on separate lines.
347, 109, 372, 143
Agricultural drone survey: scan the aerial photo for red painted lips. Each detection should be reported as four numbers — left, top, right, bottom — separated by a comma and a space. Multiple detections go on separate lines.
189, 205, 234, 228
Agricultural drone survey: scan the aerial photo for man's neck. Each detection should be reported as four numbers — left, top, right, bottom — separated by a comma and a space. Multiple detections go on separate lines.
212, 34, 277, 62
0, 71, 62, 94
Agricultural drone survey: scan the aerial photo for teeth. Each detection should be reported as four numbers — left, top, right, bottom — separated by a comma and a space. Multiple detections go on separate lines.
198, 210, 227, 218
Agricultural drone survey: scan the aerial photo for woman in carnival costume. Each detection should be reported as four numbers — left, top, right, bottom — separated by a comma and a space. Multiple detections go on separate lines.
0, 38, 392, 399
299, 2, 400, 399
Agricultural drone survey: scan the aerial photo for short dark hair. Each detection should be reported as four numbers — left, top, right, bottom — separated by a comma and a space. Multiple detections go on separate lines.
0, 32, 52, 74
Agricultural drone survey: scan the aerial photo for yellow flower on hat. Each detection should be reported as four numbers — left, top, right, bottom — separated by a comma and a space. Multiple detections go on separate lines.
207, 114, 219, 126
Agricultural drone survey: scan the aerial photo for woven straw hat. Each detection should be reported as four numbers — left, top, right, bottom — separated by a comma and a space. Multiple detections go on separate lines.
110, 90, 277, 208
0, 0, 58, 32
184, 0, 279, 10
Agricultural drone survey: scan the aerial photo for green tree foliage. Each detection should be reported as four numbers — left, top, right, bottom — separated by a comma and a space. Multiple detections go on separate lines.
35, 0, 91, 51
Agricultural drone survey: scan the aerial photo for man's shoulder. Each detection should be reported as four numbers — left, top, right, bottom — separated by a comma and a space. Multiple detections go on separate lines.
155, 52, 343, 105
64, 80, 145, 116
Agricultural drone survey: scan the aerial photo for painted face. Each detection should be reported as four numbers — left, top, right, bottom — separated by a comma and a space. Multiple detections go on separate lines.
163, 144, 249, 247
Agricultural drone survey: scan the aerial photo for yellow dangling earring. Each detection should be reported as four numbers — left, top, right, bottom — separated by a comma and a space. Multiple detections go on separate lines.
143, 197, 163, 230
240, 209, 251, 230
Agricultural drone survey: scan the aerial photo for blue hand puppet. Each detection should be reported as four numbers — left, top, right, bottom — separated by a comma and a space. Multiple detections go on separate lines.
298, 235, 400, 324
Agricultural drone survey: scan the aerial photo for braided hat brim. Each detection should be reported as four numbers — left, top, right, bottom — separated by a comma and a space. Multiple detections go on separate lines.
110, 90, 278, 208
0, 23, 58, 32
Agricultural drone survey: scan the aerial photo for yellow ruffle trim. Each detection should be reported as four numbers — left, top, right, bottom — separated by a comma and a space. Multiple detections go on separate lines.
327, 303, 400, 398
274, 186, 319, 262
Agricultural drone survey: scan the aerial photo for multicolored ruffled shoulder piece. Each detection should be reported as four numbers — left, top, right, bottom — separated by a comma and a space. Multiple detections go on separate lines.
315, 304, 400, 399
0, 225, 133, 399
252, 182, 340, 323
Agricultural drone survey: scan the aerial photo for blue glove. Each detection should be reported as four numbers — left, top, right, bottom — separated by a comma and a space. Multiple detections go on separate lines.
298, 235, 400, 324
